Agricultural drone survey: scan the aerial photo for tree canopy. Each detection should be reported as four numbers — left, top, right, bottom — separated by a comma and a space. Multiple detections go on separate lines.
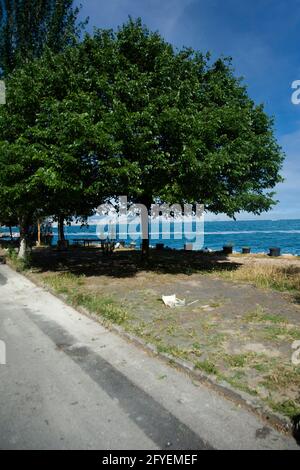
107, 20, 284, 218
0, 18, 284, 257
0, 0, 84, 75
0, 45, 110, 247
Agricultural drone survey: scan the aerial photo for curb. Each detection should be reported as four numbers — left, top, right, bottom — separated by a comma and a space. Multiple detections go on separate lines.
8, 261, 295, 437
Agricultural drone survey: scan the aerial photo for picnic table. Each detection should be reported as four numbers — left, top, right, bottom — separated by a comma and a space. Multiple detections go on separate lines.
71, 238, 100, 247
71, 239, 116, 253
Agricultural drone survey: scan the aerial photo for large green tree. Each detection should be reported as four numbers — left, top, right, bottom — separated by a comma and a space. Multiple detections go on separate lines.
0, 19, 284, 258
0, 0, 84, 75
0, 0, 88, 255
96, 19, 284, 253
0, 43, 116, 256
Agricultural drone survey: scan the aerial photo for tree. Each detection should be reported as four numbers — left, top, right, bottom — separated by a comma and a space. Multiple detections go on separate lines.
0, 0, 88, 256
0, 19, 284, 258
0, 0, 85, 76
0, 40, 117, 256
99, 19, 284, 254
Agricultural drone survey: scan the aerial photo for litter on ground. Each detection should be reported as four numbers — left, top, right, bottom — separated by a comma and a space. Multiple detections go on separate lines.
162, 294, 186, 308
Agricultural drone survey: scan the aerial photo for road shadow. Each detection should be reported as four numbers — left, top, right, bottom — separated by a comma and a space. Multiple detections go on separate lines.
29, 247, 242, 279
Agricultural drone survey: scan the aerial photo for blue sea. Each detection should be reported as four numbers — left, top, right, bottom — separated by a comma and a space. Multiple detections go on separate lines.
2, 219, 300, 255
66, 219, 300, 254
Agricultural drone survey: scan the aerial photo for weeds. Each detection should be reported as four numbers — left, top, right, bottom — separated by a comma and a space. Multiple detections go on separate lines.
7, 248, 31, 272
42, 273, 129, 325
267, 399, 300, 419
244, 306, 287, 324
195, 360, 218, 375
219, 263, 300, 295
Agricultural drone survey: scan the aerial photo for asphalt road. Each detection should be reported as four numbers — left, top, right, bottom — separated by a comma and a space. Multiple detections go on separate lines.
0, 264, 298, 450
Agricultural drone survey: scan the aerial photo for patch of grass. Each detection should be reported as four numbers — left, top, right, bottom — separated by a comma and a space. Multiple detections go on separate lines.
225, 375, 258, 396
252, 362, 270, 373
7, 248, 32, 272
209, 301, 223, 308
198, 321, 216, 333
195, 360, 218, 375
43, 273, 129, 325
261, 365, 300, 391
230, 370, 246, 380
156, 344, 190, 360
223, 352, 272, 372
261, 325, 300, 342
205, 332, 227, 347
260, 325, 287, 341
224, 353, 252, 368
126, 321, 148, 336
267, 399, 300, 419
288, 329, 300, 340
220, 370, 258, 396
218, 263, 300, 295
244, 306, 287, 324
43, 272, 84, 294
71, 292, 129, 325
166, 324, 176, 335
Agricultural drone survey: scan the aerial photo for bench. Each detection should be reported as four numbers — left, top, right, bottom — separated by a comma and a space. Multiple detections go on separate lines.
71, 238, 100, 247
71, 239, 116, 254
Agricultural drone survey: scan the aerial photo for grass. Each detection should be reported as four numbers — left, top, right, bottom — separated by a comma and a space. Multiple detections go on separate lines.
244, 306, 287, 324
6, 248, 32, 272
260, 325, 300, 342
195, 360, 218, 375
218, 263, 300, 295
225, 375, 258, 396
43, 272, 84, 293
71, 292, 129, 325
262, 365, 300, 391
267, 400, 300, 419
252, 362, 270, 373
42, 272, 129, 325
156, 344, 191, 360
223, 353, 253, 368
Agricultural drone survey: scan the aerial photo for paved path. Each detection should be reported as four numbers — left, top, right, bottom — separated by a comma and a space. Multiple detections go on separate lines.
0, 264, 298, 450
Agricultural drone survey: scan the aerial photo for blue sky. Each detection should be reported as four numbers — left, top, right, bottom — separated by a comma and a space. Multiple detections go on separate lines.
75, 0, 300, 220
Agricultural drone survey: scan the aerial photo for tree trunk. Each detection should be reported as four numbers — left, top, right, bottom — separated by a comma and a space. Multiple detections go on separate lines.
57, 215, 68, 250
18, 220, 29, 259
140, 197, 151, 259
141, 238, 149, 257
9, 225, 13, 241
58, 215, 65, 242
37, 220, 41, 246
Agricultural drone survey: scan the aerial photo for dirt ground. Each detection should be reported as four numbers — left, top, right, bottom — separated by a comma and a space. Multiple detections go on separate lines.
4, 245, 300, 419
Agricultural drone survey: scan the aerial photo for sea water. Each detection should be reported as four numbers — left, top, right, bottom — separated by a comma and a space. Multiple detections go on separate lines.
2, 219, 299, 255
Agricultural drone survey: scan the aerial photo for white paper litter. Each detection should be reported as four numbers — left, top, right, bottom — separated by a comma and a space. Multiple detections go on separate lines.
162, 294, 186, 308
